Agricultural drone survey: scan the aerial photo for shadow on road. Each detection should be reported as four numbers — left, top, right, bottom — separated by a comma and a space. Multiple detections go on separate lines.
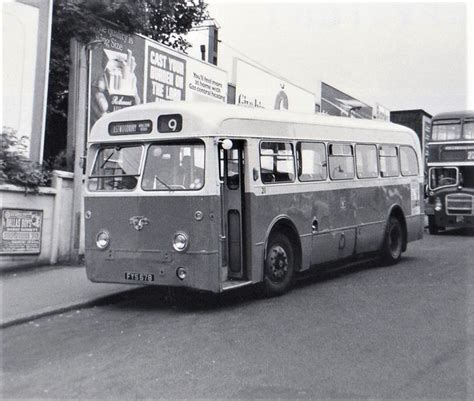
101, 255, 413, 313
426, 227, 474, 237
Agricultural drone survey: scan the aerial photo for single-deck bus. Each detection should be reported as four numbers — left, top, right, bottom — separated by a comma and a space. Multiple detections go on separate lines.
85, 102, 424, 295
425, 110, 474, 234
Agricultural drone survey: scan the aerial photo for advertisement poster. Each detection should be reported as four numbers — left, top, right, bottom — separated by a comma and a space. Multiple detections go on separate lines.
321, 82, 373, 119
0, 209, 43, 255
89, 26, 146, 130
186, 58, 227, 103
145, 42, 186, 102
89, 26, 228, 132
233, 58, 315, 113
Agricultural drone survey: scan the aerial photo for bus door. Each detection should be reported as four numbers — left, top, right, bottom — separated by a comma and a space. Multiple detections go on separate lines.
219, 140, 246, 279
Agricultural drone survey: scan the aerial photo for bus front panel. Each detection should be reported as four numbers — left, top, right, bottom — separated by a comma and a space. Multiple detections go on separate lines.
84, 194, 222, 292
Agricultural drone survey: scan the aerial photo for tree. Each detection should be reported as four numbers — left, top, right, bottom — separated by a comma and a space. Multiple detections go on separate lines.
45, 0, 208, 166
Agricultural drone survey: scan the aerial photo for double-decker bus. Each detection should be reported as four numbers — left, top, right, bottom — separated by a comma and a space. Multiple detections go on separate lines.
425, 111, 474, 234
84, 102, 423, 295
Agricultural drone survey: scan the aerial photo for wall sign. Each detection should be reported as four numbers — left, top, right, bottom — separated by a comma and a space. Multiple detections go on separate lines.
0, 209, 43, 255
233, 58, 316, 113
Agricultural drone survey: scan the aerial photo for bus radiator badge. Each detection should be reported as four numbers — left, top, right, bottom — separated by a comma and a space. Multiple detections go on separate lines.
129, 216, 149, 231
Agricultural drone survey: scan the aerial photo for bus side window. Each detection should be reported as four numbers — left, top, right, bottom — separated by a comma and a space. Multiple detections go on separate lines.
356, 144, 378, 179
379, 145, 399, 177
297, 142, 327, 181
260, 142, 295, 183
329, 143, 354, 180
400, 146, 419, 176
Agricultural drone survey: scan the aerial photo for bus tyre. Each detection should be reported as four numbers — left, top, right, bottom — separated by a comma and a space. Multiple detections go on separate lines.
428, 215, 439, 235
264, 233, 295, 296
382, 217, 404, 265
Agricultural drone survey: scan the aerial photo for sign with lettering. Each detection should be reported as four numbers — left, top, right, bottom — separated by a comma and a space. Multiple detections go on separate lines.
145, 44, 186, 102
0, 209, 43, 254
233, 58, 315, 113
89, 26, 146, 130
186, 58, 227, 103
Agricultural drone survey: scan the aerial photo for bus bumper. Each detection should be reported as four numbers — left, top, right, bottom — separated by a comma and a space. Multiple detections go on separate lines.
430, 213, 474, 228
85, 249, 221, 293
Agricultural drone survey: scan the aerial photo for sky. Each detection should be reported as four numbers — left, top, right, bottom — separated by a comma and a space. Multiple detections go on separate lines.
206, 1, 471, 116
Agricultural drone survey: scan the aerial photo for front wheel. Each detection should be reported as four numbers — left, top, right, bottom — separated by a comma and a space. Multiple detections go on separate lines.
381, 217, 404, 265
428, 215, 440, 235
263, 233, 295, 296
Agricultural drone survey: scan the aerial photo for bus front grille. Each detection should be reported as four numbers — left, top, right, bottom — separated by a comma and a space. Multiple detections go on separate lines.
446, 194, 474, 215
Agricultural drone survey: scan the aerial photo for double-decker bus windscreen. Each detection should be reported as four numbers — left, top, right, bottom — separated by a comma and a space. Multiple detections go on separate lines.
88, 145, 142, 191
429, 167, 458, 190
142, 141, 205, 191
431, 119, 462, 141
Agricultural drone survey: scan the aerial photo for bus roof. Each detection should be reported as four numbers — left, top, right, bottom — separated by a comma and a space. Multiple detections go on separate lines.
432, 110, 474, 121
89, 101, 418, 146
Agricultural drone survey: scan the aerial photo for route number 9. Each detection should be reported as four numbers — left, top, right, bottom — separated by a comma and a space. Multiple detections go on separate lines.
158, 114, 182, 133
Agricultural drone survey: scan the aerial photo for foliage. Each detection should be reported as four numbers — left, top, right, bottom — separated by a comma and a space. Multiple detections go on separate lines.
45, 0, 208, 162
0, 127, 52, 192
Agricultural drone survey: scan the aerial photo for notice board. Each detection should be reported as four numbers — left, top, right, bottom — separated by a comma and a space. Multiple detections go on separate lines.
0, 209, 43, 255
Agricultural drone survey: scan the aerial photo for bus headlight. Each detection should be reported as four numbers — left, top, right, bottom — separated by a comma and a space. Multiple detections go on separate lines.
173, 232, 189, 252
434, 197, 443, 212
96, 230, 110, 249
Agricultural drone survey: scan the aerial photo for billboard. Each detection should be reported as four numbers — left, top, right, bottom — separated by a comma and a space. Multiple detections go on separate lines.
88, 25, 228, 130
321, 82, 373, 119
2, 0, 52, 162
233, 59, 316, 113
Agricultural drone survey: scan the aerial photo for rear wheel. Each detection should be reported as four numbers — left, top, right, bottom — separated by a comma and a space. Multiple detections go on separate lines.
263, 233, 295, 296
381, 216, 404, 265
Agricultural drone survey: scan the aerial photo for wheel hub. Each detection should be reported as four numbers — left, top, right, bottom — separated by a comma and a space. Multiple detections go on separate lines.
269, 246, 288, 279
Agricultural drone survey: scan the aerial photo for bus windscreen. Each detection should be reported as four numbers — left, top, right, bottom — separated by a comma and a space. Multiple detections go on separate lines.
88, 145, 142, 191
141, 142, 205, 191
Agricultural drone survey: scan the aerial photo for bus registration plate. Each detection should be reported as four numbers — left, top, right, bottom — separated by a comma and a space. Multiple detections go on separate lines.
124, 272, 155, 282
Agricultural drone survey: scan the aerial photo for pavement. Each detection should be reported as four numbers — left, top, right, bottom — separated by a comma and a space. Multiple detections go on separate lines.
0, 264, 137, 328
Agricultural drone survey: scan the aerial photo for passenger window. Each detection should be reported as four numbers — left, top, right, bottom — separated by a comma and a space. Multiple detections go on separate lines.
379, 145, 400, 177
356, 144, 378, 178
400, 146, 419, 176
260, 142, 295, 183
329, 144, 354, 180
297, 142, 327, 181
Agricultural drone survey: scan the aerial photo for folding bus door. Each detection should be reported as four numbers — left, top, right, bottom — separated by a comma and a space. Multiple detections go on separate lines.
220, 140, 246, 280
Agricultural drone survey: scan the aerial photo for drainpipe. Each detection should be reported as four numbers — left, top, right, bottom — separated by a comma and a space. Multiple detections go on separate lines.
50, 171, 62, 264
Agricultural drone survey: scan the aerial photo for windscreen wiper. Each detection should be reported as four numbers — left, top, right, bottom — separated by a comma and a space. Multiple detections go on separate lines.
154, 175, 172, 190
100, 147, 121, 168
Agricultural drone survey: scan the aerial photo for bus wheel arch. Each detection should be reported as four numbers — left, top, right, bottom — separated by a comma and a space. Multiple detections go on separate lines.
263, 217, 302, 296
382, 206, 407, 264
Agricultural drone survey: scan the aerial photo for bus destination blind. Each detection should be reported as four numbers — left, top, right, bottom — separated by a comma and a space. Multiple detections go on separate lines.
109, 120, 153, 135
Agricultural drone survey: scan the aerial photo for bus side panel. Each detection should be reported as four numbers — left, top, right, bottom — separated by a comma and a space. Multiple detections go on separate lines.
84, 195, 221, 292
354, 184, 386, 253
244, 181, 420, 284
244, 190, 313, 283
406, 182, 424, 242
